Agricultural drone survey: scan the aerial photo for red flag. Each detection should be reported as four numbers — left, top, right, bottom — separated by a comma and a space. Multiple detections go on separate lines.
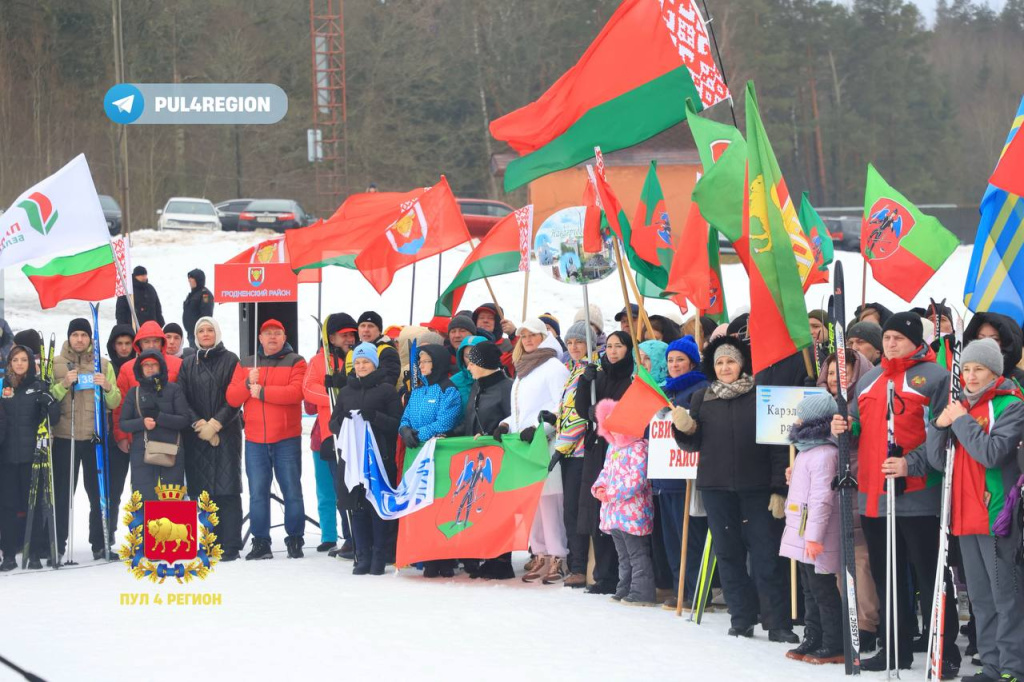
602, 366, 671, 438
665, 202, 712, 309
582, 174, 603, 254
591, 148, 625, 241
989, 127, 1024, 196
331, 188, 427, 220
354, 177, 472, 294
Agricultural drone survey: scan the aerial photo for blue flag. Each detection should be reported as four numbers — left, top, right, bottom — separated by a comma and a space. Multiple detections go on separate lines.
964, 96, 1024, 322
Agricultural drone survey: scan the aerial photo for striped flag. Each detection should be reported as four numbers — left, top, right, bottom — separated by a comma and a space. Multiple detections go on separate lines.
964, 96, 1024, 323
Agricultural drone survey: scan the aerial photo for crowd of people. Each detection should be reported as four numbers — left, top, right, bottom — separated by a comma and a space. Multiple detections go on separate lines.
0, 266, 1022, 682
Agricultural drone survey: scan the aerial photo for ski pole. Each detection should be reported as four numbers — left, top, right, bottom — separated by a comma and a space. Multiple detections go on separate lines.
66, 388, 77, 565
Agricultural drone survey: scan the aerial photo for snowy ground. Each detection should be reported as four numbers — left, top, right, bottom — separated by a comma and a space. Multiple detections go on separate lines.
0, 229, 974, 681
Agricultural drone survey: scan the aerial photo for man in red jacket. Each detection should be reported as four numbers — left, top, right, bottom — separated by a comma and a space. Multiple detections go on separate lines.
227, 319, 307, 560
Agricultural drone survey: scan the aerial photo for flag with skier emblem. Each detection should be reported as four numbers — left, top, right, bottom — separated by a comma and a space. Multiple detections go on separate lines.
396, 429, 550, 565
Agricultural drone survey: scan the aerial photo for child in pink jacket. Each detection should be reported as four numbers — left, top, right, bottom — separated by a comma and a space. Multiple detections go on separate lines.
780, 392, 843, 665
591, 398, 655, 606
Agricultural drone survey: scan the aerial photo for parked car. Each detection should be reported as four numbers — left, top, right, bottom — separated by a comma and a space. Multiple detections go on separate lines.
215, 198, 255, 232
237, 199, 313, 232
157, 197, 221, 231
100, 194, 122, 236
457, 198, 515, 238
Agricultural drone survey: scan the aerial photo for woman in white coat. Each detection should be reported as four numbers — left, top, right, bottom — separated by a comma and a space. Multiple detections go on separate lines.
493, 318, 570, 583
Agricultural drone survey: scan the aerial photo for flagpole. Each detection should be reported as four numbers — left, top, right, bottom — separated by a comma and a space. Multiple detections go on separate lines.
674, 479, 693, 617
436, 253, 443, 302
612, 240, 637, 344
581, 283, 598, 403
613, 239, 655, 340
861, 258, 868, 312
700, 0, 739, 128
409, 262, 417, 326
521, 267, 530, 322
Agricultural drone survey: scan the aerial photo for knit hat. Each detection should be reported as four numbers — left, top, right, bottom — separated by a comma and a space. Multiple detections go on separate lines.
68, 318, 92, 338
326, 313, 358, 336
882, 312, 924, 348
449, 314, 477, 335
13, 329, 42, 357
351, 342, 380, 368
260, 319, 285, 333
796, 392, 839, 422
564, 320, 590, 343
163, 322, 184, 338
666, 335, 700, 367
467, 341, 502, 371
614, 304, 640, 322
726, 313, 750, 341
847, 321, 883, 353
132, 265, 147, 277
518, 317, 547, 336
639, 339, 669, 384
962, 337, 1003, 376
357, 310, 383, 332
573, 304, 604, 333
808, 309, 828, 324
538, 313, 560, 337
714, 342, 744, 366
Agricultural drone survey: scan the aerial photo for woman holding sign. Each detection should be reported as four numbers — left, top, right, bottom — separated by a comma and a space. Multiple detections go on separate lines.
671, 335, 797, 643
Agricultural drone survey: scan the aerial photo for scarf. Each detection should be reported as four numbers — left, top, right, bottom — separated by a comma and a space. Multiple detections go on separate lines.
514, 347, 558, 378
663, 370, 706, 397
964, 379, 998, 407
709, 373, 754, 400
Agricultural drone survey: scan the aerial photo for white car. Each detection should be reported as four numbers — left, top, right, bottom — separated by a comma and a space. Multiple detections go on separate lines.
156, 197, 222, 231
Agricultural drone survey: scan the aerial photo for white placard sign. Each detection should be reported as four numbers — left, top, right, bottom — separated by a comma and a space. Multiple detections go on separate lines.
647, 412, 699, 480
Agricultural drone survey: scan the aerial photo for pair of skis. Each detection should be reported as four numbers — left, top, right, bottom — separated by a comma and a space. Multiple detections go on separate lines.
21, 334, 59, 569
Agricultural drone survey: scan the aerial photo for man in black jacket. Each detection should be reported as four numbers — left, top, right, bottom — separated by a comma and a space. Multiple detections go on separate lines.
182, 268, 214, 347
116, 266, 164, 328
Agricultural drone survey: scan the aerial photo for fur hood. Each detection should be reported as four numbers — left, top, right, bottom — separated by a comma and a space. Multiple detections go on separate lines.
700, 335, 753, 379
595, 398, 641, 448
788, 415, 834, 447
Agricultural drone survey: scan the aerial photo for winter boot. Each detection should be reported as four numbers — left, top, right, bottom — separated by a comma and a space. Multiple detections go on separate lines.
480, 557, 515, 580
804, 647, 845, 665
621, 595, 658, 607
768, 629, 800, 644
728, 626, 754, 638
285, 536, 304, 559
786, 639, 821, 662
27, 556, 42, 570
461, 559, 480, 575
521, 555, 549, 583
0, 556, 15, 572
860, 649, 913, 672
585, 581, 616, 595
423, 561, 442, 578
563, 572, 586, 589
523, 553, 539, 573
438, 560, 455, 578
245, 538, 273, 560
220, 549, 240, 562
541, 557, 566, 584
316, 542, 336, 553
859, 630, 877, 654
369, 550, 386, 576
329, 540, 354, 560
960, 672, 998, 682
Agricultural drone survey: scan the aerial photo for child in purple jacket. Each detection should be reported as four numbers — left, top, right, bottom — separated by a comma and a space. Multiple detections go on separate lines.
780, 392, 843, 665
591, 398, 655, 606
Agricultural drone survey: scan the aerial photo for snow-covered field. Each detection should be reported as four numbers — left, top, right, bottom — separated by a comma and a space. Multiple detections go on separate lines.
0, 229, 974, 681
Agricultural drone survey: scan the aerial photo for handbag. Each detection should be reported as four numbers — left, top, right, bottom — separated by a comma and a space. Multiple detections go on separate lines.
136, 391, 179, 467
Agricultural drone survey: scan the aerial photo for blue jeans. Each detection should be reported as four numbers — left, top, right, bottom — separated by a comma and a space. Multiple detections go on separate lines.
314, 448, 338, 543
245, 437, 305, 542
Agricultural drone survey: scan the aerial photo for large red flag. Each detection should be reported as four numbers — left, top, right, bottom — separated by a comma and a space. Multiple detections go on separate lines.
331, 188, 427, 220
665, 202, 712, 309
354, 177, 472, 294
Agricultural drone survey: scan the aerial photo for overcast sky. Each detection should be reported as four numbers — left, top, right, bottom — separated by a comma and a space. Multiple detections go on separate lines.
910, 0, 1006, 22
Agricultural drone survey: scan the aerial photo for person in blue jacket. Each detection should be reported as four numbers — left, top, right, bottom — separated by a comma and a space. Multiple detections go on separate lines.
655, 335, 708, 609
400, 343, 464, 577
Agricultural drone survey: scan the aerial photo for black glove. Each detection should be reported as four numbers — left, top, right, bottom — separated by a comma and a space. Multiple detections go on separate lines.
399, 426, 420, 449
359, 407, 376, 422
330, 373, 347, 389
537, 410, 557, 426
36, 391, 55, 408
548, 451, 564, 472
582, 363, 598, 382
492, 423, 509, 442
519, 426, 537, 442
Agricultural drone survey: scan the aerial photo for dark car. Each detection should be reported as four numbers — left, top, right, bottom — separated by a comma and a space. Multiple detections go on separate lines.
100, 194, 122, 236
237, 199, 313, 232
457, 198, 514, 238
216, 198, 254, 232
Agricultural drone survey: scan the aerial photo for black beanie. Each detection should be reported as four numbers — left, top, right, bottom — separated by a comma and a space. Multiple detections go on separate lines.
133, 265, 147, 277
67, 318, 92, 338
13, 329, 42, 357
883, 312, 924, 348
358, 310, 383, 332
449, 314, 478, 335
163, 322, 184, 337
327, 313, 358, 336
467, 341, 502, 371
726, 313, 750, 341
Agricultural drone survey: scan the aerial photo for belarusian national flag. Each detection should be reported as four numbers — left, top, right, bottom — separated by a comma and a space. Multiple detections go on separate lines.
602, 365, 671, 439
396, 430, 550, 565
745, 82, 813, 372
354, 177, 472, 294
797, 192, 833, 288
491, 0, 729, 191
861, 164, 959, 301
989, 125, 1024, 196
434, 206, 534, 317
22, 243, 116, 309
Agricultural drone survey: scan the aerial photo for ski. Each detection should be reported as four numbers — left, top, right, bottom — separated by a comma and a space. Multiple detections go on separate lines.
926, 311, 963, 680
90, 303, 112, 561
22, 333, 60, 569
831, 262, 861, 674
690, 530, 717, 625
42, 333, 59, 568
885, 379, 901, 679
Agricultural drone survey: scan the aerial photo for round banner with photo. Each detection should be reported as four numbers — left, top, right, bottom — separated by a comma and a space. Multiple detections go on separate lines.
533, 206, 616, 286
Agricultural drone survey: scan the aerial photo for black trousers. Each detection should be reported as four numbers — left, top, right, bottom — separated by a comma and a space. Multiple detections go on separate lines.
0, 462, 49, 558
591, 529, 619, 587
213, 494, 243, 554
560, 457, 589, 575
53, 438, 114, 554
861, 514, 961, 665
799, 561, 843, 651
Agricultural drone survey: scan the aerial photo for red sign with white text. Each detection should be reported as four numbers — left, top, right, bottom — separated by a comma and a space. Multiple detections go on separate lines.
214, 262, 298, 302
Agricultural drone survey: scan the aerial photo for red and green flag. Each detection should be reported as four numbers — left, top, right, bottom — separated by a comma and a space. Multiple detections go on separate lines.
632, 161, 673, 267
396, 430, 550, 566
434, 205, 533, 317
22, 243, 116, 309
745, 82, 813, 373
603, 365, 671, 439
861, 164, 959, 301
798, 192, 834, 287
491, 0, 729, 191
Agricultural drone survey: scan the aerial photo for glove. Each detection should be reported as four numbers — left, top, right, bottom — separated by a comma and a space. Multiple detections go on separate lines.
671, 405, 695, 434
805, 540, 824, 560
548, 451, 564, 473
537, 410, 557, 426
519, 426, 537, 442
492, 423, 510, 442
36, 391, 55, 408
399, 426, 420, 449
329, 373, 347, 389
198, 418, 222, 442
581, 363, 598, 382
359, 408, 377, 422
768, 493, 787, 520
